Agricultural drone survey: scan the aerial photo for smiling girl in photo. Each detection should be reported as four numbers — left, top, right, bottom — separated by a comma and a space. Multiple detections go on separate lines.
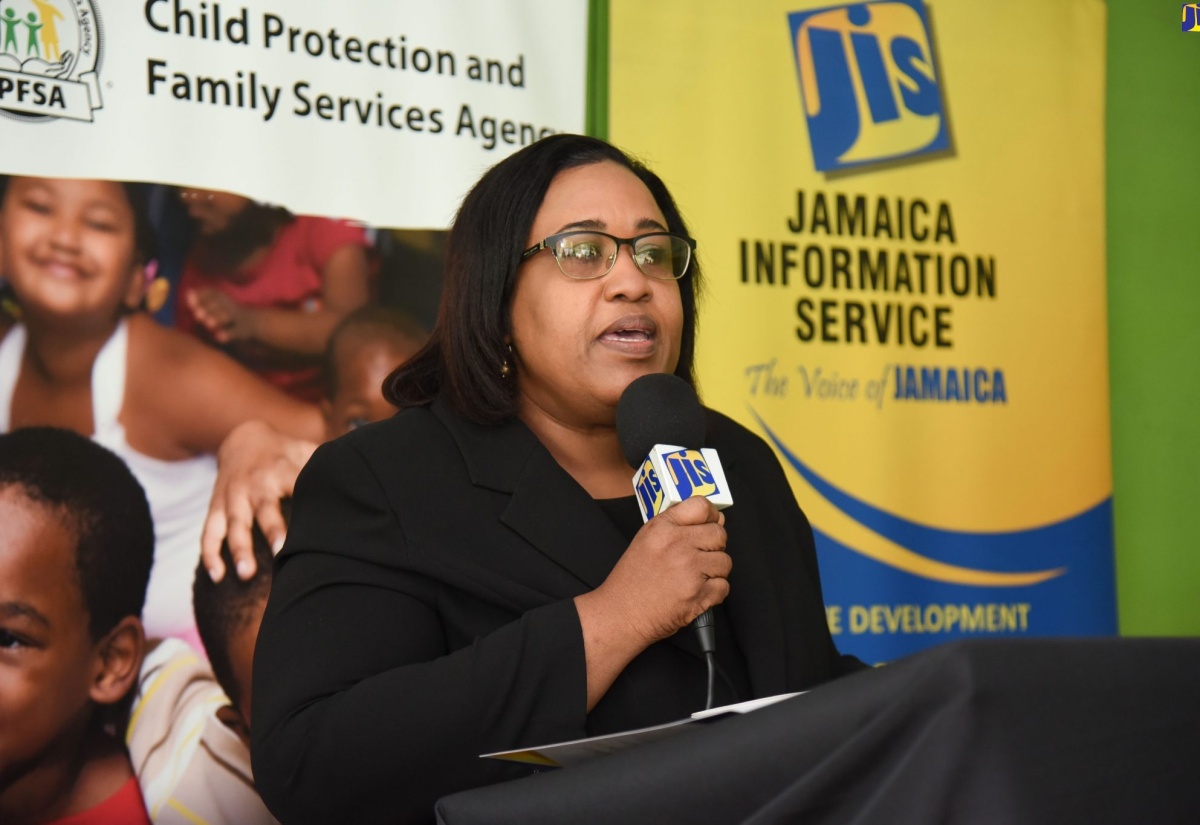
0, 176, 323, 644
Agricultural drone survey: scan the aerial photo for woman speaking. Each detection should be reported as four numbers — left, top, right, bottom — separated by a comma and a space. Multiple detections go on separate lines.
250, 135, 862, 824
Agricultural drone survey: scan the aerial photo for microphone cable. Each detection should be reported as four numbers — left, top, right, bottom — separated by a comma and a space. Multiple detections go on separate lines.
704, 651, 716, 710
696, 608, 717, 710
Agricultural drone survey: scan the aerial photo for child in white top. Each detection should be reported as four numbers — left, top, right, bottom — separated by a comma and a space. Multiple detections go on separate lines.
0, 176, 323, 642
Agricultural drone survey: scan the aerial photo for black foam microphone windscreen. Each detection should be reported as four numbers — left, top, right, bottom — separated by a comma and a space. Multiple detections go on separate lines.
615, 373, 707, 468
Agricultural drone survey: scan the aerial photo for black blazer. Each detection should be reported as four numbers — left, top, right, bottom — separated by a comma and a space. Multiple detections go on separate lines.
251, 397, 860, 825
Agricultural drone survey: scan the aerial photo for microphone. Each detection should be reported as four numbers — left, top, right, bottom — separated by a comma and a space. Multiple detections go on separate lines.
615, 374, 733, 660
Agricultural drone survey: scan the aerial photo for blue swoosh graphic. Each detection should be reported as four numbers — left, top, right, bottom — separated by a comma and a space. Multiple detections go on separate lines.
751, 408, 1113, 574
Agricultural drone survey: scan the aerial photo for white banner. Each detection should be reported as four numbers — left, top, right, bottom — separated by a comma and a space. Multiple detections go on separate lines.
0, 0, 588, 227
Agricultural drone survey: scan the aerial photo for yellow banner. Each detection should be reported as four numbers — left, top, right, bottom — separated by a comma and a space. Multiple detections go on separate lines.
611, 0, 1113, 661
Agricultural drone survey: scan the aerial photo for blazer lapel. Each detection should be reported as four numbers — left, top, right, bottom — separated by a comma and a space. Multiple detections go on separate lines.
433, 397, 626, 591
504, 455, 707, 660
433, 399, 761, 664
502, 448, 628, 590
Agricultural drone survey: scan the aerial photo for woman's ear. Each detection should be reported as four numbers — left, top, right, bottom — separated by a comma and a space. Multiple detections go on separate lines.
90, 616, 146, 707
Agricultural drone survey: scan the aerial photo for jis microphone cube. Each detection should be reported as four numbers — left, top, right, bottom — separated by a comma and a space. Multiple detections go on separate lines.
632, 445, 733, 523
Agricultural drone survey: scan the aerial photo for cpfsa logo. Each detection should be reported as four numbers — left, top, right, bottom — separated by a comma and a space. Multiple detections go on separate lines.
788, 1, 949, 172
0, 0, 103, 122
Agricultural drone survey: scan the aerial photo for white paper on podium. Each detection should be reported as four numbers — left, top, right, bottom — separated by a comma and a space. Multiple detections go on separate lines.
481, 692, 803, 769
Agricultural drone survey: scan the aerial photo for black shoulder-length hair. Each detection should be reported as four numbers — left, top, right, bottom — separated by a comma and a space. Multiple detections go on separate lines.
384, 134, 703, 425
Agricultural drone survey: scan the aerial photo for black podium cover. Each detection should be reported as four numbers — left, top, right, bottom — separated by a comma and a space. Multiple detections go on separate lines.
436, 638, 1200, 825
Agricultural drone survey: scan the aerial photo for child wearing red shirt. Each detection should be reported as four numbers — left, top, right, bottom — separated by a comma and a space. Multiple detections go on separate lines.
0, 427, 155, 824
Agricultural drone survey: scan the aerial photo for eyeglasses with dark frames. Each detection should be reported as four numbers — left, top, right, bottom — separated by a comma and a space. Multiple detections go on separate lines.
521, 230, 696, 281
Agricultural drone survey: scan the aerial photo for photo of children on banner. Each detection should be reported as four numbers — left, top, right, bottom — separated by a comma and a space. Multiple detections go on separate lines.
0, 176, 325, 645
174, 187, 373, 403
202, 304, 428, 581
321, 305, 427, 437
125, 513, 283, 825
0, 427, 155, 825
125, 310, 429, 823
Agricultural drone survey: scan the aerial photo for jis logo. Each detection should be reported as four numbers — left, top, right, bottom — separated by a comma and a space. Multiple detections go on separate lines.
788, 0, 949, 172
634, 458, 665, 522
663, 449, 720, 501
1184, 4, 1200, 32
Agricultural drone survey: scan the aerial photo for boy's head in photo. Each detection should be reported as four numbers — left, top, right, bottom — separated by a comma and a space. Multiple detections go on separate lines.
322, 306, 427, 439
0, 427, 153, 812
193, 504, 287, 738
